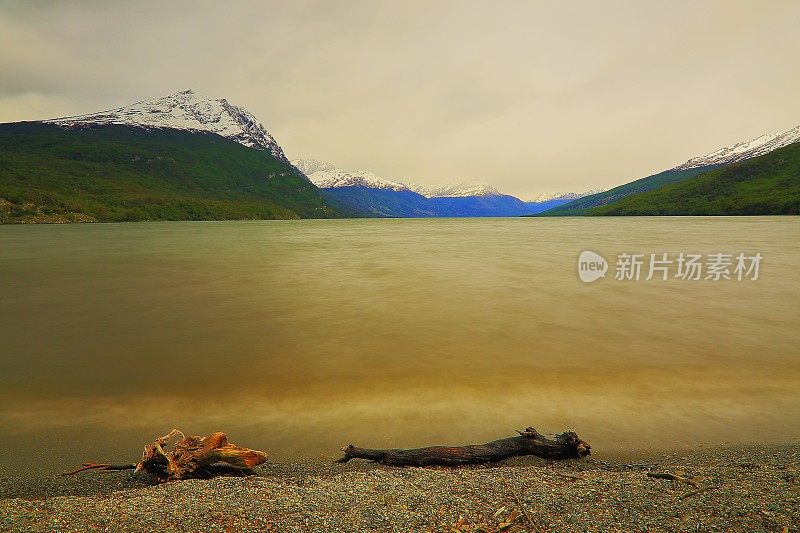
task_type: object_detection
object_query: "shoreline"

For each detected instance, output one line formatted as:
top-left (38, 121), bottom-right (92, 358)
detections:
top-left (2, 443), bottom-right (798, 532)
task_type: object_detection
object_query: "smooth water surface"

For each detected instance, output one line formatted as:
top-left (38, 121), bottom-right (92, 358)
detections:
top-left (1, 217), bottom-right (798, 474)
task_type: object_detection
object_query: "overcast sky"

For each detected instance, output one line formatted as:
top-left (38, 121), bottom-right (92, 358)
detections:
top-left (1, 0), bottom-right (799, 198)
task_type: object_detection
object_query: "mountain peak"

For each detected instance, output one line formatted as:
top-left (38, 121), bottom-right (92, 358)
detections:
top-left (528, 190), bottom-right (605, 203)
top-left (45, 91), bottom-right (288, 162)
top-left (292, 158), bottom-right (336, 176)
top-left (295, 160), bottom-right (521, 199)
top-left (673, 124), bottom-right (800, 171)
top-left (413, 180), bottom-right (501, 198)
top-left (292, 159), bottom-right (410, 191)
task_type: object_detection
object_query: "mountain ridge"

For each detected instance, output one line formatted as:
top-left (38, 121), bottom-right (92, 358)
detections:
top-left (292, 159), bottom-right (408, 192)
top-left (590, 142), bottom-right (800, 215)
top-left (412, 180), bottom-right (501, 198)
top-left (528, 190), bottom-right (605, 203)
top-left (292, 158), bottom-right (599, 217)
top-left (673, 124), bottom-right (800, 171)
top-left (292, 158), bottom-right (596, 202)
top-left (46, 89), bottom-right (289, 163)
top-left (540, 123), bottom-right (800, 216)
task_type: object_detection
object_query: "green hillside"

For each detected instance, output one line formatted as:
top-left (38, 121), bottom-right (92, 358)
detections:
top-left (0, 122), bottom-right (343, 223)
top-left (588, 142), bottom-right (800, 216)
top-left (537, 165), bottom-right (714, 216)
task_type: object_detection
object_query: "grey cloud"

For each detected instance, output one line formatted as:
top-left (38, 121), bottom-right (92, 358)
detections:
top-left (1, 0), bottom-right (799, 197)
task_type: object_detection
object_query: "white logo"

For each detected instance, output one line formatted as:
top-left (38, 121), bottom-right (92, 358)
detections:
top-left (578, 250), bottom-right (608, 283)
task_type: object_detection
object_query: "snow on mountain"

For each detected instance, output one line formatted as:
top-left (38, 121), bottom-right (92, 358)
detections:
top-left (527, 190), bottom-right (605, 203)
top-left (293, 159), bottom-right (607, 204)
top-left (294, 160), bottom-right (510, 197)
top-left (673, 124), bottom-right (800, 171)
top-left (292, 159), bottom-right (411, 191)
top-left (291, 158), bottom-right (336, 177)
top-left (413, 180), bottom-right (501, 198)
top-left (45, 90), bottom-right (289, 162)
top-left (292, 160), bottom-right (506, 197)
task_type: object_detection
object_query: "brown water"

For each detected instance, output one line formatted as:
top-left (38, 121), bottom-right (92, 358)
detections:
top-left (1, 217), bottom-right (798, 475)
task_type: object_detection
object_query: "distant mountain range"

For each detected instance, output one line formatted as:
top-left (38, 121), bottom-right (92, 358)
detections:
top-left (292, 159), bottom-right (598, 217)
top-left (0, 89), bottom-right (797, 222)
top-left (1, 90), bottom-right (598, 223)
top-left (540, 124), bottom-right (800, 216)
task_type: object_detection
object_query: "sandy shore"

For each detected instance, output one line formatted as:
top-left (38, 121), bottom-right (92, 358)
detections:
top-left (1, 444), bottom-right (798, 532)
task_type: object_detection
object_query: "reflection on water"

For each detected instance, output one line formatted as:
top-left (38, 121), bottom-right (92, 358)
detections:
top-left (1, 217), bottom-right (798, 475)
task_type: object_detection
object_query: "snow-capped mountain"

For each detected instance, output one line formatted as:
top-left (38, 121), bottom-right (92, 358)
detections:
top-left (528, 190), bottom-right (604, 203)
top-left (413, 180), bottom-right (501, 198)
top-left (291, 160), bottom-right (547, 216)
top-left (293, 160), bottom-right (507, 198)
top-left (46, 90), bottom-right (288, 162)
top-left (673, 124), bottom-right (800, 171)
top-left (292, 159), bottom-right (410, 191)
top-left (292, 159), bottom-right (609, 211)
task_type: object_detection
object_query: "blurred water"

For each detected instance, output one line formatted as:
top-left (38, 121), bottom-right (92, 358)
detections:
top-left (0, 217), bottom-right (798, 475)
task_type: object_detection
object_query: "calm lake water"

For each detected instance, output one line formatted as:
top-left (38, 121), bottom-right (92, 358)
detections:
top-left (1, 217), bottom-right (798, 475)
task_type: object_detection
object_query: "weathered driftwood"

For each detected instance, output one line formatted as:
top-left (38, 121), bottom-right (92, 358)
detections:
top-left (337, 427), bottom-right (590, 466)
top-left (646, 471), bottom-right (698, 487)
top-left (63, 429), bottom-right (268, 483)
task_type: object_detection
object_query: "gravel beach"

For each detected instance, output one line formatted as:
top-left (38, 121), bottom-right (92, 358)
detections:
top-left (1, 444), bottom-right (798, 532)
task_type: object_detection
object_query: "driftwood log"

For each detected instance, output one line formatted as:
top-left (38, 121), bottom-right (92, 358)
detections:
top-left (337, 427), bottom-right (590, 466)
top-left (64, 429), bottom-right (268, 483)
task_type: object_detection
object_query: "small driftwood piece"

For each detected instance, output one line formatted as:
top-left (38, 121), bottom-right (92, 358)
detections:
top-left (63, 429), bottom-right (268, 483)
top-left (507, 482), bottom-right (544, 533)
top-left (64, 462), bottom-right (137, 475)
top-left (337, 427), bottom-right (591, 466)
top-left (646, 471), bottom-right (698, 487)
